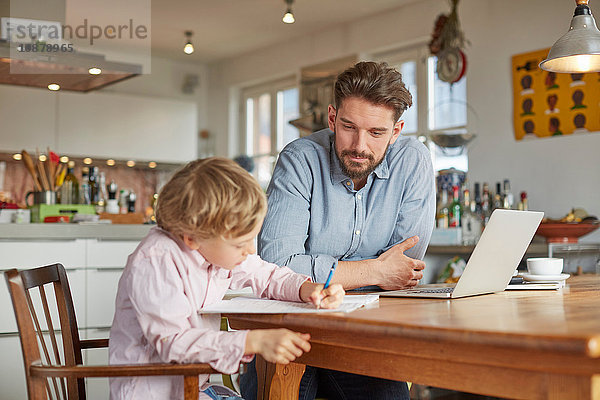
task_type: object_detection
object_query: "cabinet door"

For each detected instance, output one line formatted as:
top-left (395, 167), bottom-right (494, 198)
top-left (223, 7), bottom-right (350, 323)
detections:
top-left (0, 239), bottom-right (86, 269)
top-left (84, 328), bottom-right (111, 400)
top-left (58, 91), bottom-right (197, 162)
top-left (86, 240), bottom-right (139, 269)
top-left (0, 330), bottom-right (87, 400)
top-left (0, 85), bottom-right (56, 152)
top-left (86, 268), bottom-right (123, 328)
top-left (0, 335), bottom-right (28, 400)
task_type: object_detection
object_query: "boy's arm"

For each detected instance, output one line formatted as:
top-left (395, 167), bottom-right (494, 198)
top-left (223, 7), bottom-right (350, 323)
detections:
top-left (126, 254), bottom-right (251, 374)
top-left (229, 255), bottom-right (309, 301)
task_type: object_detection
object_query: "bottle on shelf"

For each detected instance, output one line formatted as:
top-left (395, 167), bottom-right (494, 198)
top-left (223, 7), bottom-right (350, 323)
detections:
top-left (502, 179), bottom-right (514, 209)
top-left (127, 191), bottom-right (137, 213)
top-left (80, 167), bottom-right (91, 205)
top-left (492, 182), bottom-right (503, 211)
top-left (59, 161), bottom-right (79, 205)
top-left (449, 185), bottom-right (462, 228)
top-left (436, 188), bottom-right (450, 228)
top-left (119, 189), bottom-right (129, 214)
top-left (95, 171), bottom-right (108, 213)
top-left (105, 180), bottom-right (119, 214)
top-left (473, 182), bottom-right (482, 216)
top-left (461, 189), bottom-right (483, 245)
top-left (89, 167), bottom-right (99, 205)
top-left (481, 183), bottom-right (492, 226)
top-left (518, 191), bottom-right (529, 211)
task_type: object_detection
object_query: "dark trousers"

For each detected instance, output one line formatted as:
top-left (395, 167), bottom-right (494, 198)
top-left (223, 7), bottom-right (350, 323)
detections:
top-left (240, 359), bottom-right (410, 400)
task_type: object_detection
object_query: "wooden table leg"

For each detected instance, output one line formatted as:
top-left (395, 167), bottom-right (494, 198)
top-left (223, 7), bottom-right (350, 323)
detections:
top-left (255, 355), bottom-right (305, 400)
top-left (269, 362), bottom-right (305, 400)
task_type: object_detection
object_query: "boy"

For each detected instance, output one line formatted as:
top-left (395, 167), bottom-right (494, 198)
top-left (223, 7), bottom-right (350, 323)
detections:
top-left (109, 157), bottom-right (344, 400)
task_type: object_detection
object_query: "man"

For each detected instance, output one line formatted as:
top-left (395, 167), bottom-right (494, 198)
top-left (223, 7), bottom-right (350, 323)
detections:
top-left (241, 61), bottom-right (435, 399)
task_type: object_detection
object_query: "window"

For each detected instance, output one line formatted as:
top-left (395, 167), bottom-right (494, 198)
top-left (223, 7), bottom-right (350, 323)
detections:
top-left (371, 45), bottom-right (468, 173)
top-left (241, 78), bottom-right (299, 188)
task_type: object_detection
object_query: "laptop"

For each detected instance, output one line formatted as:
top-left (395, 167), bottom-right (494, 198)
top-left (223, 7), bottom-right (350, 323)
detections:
top-left (380, 209), bottom-right (544, 299)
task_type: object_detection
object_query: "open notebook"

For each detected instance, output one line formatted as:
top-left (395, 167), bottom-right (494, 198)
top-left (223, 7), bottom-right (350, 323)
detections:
top-left (198, 294), bottom-right (379, 314)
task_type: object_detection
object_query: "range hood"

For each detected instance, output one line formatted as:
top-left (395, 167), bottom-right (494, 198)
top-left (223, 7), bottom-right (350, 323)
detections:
top-left (0, 41), bottom-right (142, 92)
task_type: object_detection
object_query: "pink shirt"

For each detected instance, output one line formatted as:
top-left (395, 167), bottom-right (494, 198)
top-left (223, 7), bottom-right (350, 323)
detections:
top-left (109, 227), bottom-right (309, 400)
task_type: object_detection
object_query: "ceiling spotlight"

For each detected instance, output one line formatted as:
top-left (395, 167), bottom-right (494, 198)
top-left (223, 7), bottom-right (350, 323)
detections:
top-left (12, 153), bottom-right (22, 160)
top-left (88, 67), bottom-right (102, 75)
top-left (126, 160), bottom-right (136, 167)
top-left (148, 161), bottom-right (157, 169)
top-left (48, 83), bottom-right (60, 91)
top-left (60, 156), bottom-right (69, 163)
top-left (83, 157), bottom-right (93, 165)
top-left (106, 159), bottom-right (116, 166)
top-left (183, 31), bottom-right (194, 54)
top-left (38, 154), bottom-right (47, 162)
top-left (282, 0), bottom-right (295, 23)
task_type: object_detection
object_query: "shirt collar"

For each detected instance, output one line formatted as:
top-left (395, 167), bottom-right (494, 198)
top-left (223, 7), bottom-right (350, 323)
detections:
top-left (328, 132), bottom-right (391, 186)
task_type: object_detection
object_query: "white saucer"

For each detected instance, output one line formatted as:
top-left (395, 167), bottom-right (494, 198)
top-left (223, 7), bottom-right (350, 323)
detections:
top-left (521, 273), bottom-right (570, 282)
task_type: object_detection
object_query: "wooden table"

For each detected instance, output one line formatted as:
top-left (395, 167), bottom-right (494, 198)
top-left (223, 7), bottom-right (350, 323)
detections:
top-left (227, 275), bottom-right (600, 400)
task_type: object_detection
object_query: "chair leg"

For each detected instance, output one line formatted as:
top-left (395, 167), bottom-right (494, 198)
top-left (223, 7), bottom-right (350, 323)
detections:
top-left (183, 375), bottom-right (200, 400)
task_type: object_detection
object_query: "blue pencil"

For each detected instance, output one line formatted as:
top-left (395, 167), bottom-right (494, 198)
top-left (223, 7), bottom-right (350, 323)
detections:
top-left (323, 264), bottom-right (336, 289)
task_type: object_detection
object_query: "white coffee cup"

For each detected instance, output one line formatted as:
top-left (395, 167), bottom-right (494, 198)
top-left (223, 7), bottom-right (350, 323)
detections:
top-left (527, 258), bottom-right (563, 275)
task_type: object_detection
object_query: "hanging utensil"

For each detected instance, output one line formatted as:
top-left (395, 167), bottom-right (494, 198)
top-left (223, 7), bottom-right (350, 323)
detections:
top-left (21, 150), bottom-right (42, 191)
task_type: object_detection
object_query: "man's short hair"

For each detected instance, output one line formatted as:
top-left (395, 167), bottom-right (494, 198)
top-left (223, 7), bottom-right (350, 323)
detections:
top-left (334, 61), bottom-right (413, 123)
top-left (156, 157), bottom-right (266, 240)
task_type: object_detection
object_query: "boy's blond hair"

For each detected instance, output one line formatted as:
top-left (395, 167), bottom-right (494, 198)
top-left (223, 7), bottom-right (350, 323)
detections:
top-left (156, 157), bottom-right (266, 240)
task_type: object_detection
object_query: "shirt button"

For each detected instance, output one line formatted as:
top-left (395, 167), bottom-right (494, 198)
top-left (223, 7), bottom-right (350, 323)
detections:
top-left (346, 181), bottom-right (351, 186)
top-left (357, 194), bottom-right (362, 200)
top-left (355, 230), bottom-right (361, 235)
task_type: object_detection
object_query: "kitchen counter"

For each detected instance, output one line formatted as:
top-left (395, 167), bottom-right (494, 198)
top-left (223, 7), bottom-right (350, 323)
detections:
top-left (426, 242), bottom-right (549, 256)
top-left (0, 223), bottom-right (153, 240)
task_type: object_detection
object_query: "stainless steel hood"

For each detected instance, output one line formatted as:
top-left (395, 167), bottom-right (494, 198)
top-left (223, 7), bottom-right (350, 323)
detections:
top-left (0, 41), bottom-right (142, 92)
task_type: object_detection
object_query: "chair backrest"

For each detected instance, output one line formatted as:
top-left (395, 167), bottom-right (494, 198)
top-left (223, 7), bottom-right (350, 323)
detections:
top-left (5, 264), bottom-right (86, 400)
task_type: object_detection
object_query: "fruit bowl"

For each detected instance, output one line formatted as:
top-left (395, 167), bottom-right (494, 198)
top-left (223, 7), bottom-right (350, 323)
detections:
top-left (535, 222), bottom-right (599, 243)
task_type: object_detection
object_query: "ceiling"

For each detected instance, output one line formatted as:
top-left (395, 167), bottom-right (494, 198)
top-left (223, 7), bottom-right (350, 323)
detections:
top-left (148, 0), bottom-right (416, 63)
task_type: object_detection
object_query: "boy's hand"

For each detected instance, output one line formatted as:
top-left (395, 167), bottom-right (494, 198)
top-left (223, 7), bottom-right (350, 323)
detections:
top-left (245, 329), bottom-right (311, 364)
top-left (299, 281), bottom-right (345, 309)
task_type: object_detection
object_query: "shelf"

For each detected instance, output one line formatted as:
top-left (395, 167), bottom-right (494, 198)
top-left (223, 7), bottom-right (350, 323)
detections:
top-left (426, 243), bottom-right (548, 256)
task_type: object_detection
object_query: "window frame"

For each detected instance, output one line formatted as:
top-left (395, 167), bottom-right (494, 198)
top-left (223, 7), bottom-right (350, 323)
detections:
top-left (240, 76), bottom-right (298, 159)
top-left (369, 43), bottom-right (468, 172)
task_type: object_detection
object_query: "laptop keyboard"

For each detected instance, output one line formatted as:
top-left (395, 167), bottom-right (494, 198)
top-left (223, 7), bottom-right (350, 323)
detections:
top-left (412, 287), bottom-right (454, 294)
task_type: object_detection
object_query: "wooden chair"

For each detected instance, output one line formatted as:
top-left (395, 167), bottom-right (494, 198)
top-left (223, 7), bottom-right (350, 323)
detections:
top-left (4, 263), bottom-right (220, 400)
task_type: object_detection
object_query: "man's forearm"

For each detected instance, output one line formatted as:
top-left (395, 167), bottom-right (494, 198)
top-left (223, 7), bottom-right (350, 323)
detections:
top-left (333, 259), bottom-right (381, 290)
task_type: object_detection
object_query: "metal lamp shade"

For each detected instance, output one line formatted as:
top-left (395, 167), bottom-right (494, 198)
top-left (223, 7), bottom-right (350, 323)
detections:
top-left (540, 13), bottom-right (600, 72)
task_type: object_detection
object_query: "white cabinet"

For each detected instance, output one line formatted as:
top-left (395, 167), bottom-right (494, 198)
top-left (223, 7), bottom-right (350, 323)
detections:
top-left (0, 85), bottom-right (56, 152)
top-left (84, 328), bottom-right (112, 400)
top-left (86, 240), bottom-right (138, 268)
top-left (0, 239), bottom-right (86, 269)
top-left (57, 91), bottom-right (197, 162)
top-left (86, 268), bottom-right (123, 328)
top-left (0, 336), bottom-right (28, 400)
top-left (0, 85), bottom-right (198, 162)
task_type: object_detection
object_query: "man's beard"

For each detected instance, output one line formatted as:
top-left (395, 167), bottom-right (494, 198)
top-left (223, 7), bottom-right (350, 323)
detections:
top-left (335, 132), bottom-right (389, 181)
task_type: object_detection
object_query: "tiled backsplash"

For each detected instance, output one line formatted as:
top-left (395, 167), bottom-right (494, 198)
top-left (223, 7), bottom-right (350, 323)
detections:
top-left (1, 158), bottom-right (177, 213)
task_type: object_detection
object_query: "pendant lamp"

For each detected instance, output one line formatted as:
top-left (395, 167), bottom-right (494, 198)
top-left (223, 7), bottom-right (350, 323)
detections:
top-left (540, 0), bottom-right (600, 73)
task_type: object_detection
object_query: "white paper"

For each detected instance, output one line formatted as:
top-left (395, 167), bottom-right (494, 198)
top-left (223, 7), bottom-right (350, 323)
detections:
top-left (199, 294), bottom-right (379, 314)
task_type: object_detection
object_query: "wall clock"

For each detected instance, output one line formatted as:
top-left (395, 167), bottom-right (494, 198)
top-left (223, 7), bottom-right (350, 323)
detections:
top-left (437, 47), bottom-right (467, 83)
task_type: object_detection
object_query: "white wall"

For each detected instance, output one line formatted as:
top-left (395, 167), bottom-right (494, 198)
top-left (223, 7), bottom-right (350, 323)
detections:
top-left (208, 0), bottom-right (600, 242)
top-left (105, 55), bottom-right (209, 133)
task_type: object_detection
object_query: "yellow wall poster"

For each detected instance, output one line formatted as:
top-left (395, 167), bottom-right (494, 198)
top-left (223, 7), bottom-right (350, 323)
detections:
top-left (512, 48), bottom-right (600, 141)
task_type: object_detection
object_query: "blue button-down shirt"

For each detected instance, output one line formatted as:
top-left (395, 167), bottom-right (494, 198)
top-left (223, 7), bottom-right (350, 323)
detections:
top-left (259, 128), bottom-right (436, 286)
